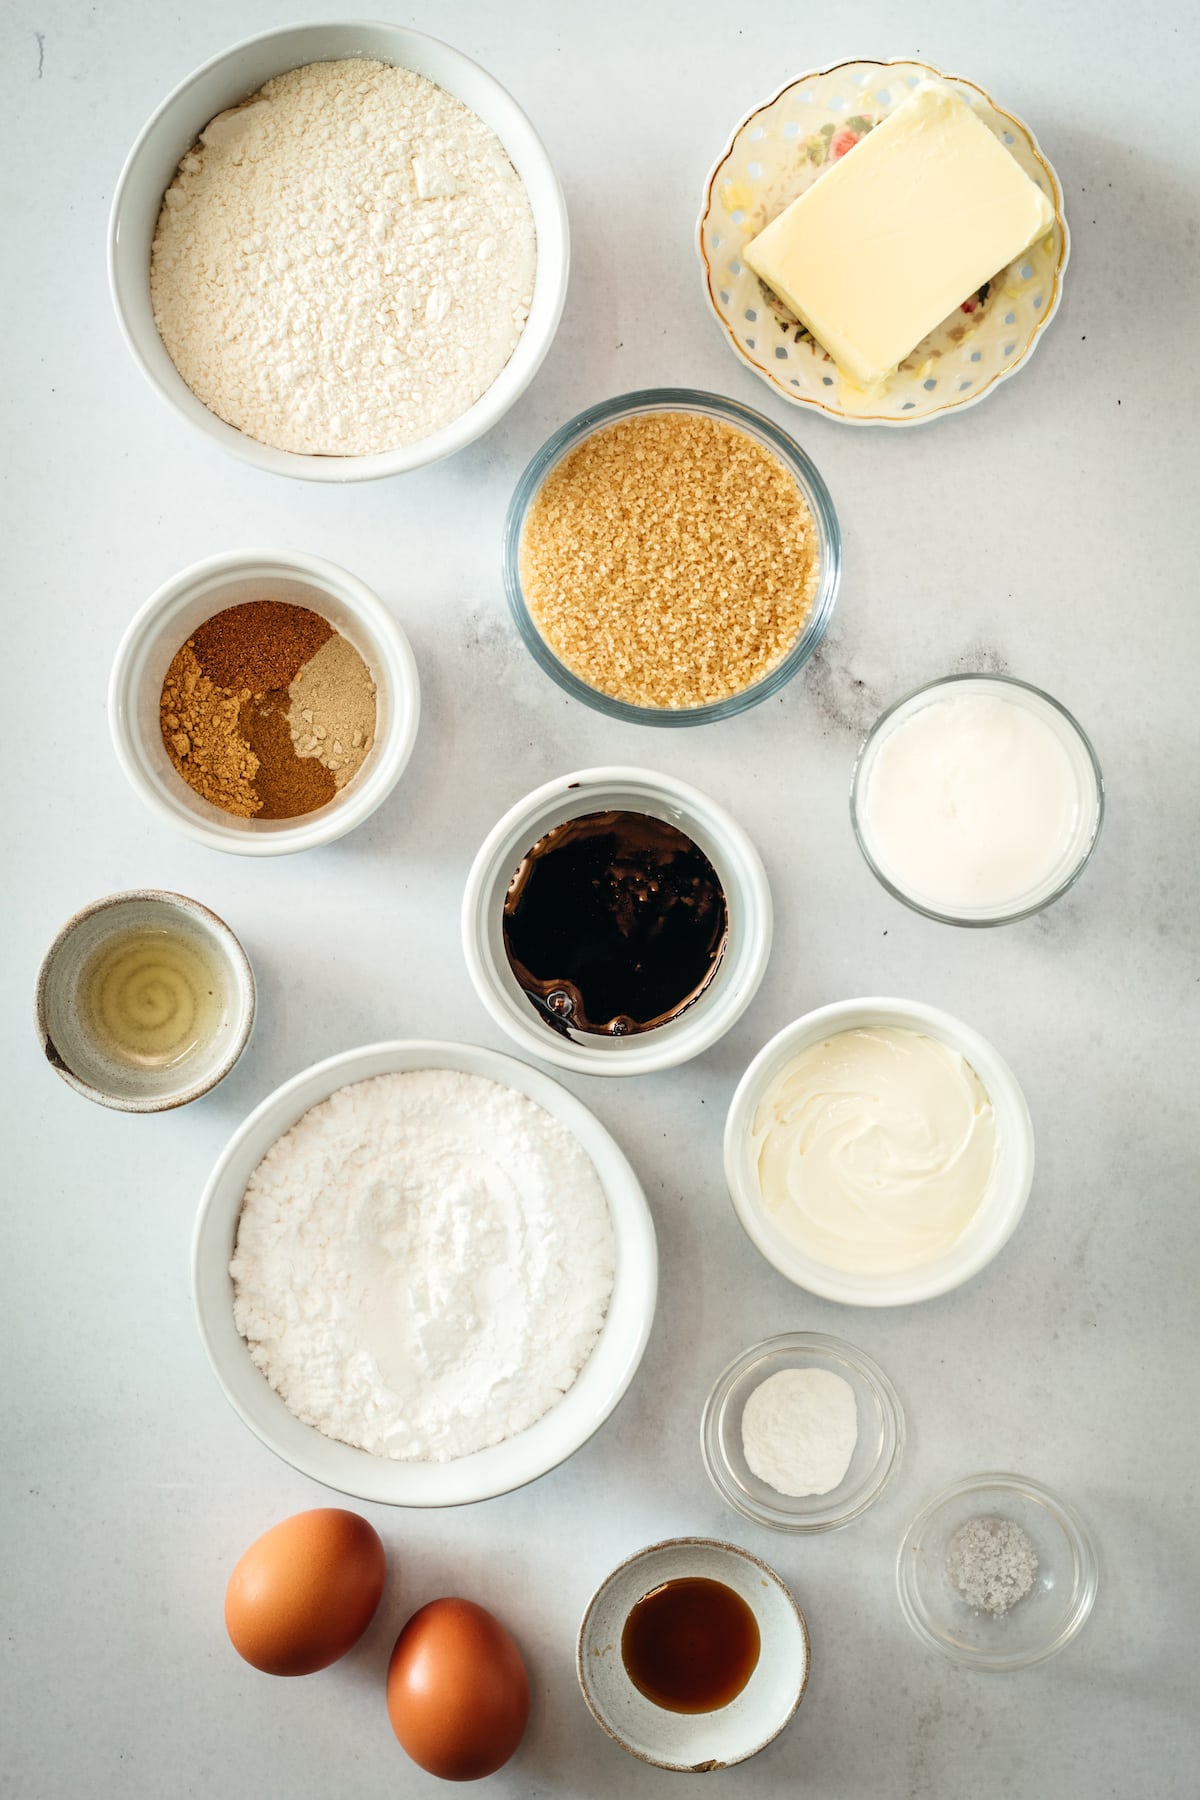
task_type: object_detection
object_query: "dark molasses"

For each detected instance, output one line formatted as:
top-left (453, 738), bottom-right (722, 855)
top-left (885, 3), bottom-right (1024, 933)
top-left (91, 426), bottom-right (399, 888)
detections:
top-left (621, 1576), bottom-right (761, 1714)
top-left (502, 810), bottom-right (728, 1038)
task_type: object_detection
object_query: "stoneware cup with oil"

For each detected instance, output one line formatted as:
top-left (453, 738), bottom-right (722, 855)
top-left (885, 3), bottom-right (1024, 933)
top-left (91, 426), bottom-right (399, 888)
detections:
top-left (35, 890), bottom-right (255, 1112)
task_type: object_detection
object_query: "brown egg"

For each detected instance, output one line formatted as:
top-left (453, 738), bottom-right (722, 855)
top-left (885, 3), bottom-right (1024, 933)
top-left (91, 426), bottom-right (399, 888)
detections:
top-left (224, 1508), bottom-right (386, 1676)
top-left (386, 1597), bottom-right (530, 1781)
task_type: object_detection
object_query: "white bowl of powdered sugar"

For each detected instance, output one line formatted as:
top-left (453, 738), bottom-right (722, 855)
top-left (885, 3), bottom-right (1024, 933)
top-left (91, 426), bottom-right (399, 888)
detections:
top-left (109, 23), bottom-right (568, 480)
top-left (192, 1039), bottom-right (657, 1506)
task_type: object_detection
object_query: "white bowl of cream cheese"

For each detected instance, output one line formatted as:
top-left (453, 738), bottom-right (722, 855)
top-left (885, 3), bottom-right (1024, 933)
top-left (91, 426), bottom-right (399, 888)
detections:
top-left (724, 1000), bottom-right (1034, 1306)
top-left (193, 1039), bottom-right (657, 1504)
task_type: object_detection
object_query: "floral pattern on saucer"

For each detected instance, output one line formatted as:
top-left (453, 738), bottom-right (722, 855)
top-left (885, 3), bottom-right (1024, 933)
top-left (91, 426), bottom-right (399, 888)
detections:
top-left (697, 60), bottom-right (1070, 427)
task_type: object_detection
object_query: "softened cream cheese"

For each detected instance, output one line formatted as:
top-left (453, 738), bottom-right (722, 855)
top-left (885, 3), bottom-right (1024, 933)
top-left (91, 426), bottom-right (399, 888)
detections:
top-left (752, 1027), bottom-right (998, 1275)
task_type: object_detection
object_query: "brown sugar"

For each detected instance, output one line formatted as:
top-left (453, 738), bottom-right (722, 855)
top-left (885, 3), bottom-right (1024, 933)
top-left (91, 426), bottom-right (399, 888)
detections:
top-left (519, 411), bottom-right (821, 710)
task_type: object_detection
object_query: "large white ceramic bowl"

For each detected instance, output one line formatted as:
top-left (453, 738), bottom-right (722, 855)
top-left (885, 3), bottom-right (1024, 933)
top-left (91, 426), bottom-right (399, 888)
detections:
top-left (192, 1040), bottom-right (658, 1505)
top-left (108, 549), bottom-right (420, 856)
top-left (462, 768), bottom-right (773, 1077)
top-left (108, 21), bottom-right (569, 481)
top-left (724, 999), bottom-right (1035, 1306)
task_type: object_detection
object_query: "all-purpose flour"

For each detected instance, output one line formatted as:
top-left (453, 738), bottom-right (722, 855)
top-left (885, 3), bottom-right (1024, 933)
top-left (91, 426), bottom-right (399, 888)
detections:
top-left (151, 58), bottom-right (536, 455)
top-left (230, 1070), bottom-right (615, 1461)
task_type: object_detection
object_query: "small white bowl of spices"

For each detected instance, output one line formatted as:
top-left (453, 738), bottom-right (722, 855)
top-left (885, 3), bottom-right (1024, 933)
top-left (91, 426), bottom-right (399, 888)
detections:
top-left (108, 22), bottom-right (568, 481)
top-left (108, 549), bottom-right (419, 856)
top-left (35, 889), bottom-right (255, 1112)
top-left (897, 1473), bottom-right (1099, 1670)
top-left (461, 767), bottom-right (773, 1077)
top-left (504, 389), bottom-right (840, 723)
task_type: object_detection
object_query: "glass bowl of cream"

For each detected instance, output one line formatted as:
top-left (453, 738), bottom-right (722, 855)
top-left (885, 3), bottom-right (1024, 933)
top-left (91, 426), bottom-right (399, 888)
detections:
top-left (723, 999), bottom-right (1035, 1306)
top-left (850, 674), bottom-right (1104, 926)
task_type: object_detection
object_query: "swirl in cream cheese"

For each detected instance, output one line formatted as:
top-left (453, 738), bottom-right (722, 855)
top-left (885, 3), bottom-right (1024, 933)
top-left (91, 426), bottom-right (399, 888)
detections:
top-left (752, 1027), bottom-right (999, 1275)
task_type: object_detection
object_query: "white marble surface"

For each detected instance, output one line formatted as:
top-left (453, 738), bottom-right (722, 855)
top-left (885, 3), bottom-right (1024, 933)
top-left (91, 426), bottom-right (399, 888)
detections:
top-left (4, 3), bottom-right (1198, 1795)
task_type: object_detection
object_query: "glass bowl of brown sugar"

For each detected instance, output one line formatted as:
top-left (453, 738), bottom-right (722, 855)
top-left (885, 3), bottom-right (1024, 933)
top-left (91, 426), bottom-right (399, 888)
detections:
top-left (503, 389), bottom-right (841, 726)
top-left (109, 550), bottom-right (420, 855)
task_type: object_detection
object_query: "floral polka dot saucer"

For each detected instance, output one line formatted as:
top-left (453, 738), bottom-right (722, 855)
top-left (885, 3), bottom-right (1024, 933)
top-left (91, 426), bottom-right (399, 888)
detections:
top-left (697, 59), bottom-right (1070, 426)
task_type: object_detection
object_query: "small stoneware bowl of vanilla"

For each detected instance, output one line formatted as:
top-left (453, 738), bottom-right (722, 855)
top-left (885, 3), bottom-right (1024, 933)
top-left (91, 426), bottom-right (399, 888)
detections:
top-left (35, 890), bottom-right (255, 1112)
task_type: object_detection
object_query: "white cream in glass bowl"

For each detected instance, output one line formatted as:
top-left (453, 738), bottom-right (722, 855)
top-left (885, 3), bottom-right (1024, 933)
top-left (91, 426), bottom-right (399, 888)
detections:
top-left (851, 674), bottom-right (1103, 925)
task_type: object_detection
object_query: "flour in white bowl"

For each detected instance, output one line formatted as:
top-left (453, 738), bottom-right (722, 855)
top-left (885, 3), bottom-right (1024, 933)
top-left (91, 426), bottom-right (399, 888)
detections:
top-left (151, 58), bottom-right (537, 455)
top-left (230, 1069), bottom-right (615, 1461)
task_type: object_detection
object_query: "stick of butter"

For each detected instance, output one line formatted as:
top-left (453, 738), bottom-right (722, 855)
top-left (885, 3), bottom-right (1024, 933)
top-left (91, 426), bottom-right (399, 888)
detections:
top-left (744, 82), bottom-right (1054, 389)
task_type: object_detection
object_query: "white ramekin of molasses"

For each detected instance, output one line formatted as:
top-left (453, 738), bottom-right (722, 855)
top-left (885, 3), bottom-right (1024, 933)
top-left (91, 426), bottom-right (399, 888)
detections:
top-left (461, 766), bottom-right (773, 1077)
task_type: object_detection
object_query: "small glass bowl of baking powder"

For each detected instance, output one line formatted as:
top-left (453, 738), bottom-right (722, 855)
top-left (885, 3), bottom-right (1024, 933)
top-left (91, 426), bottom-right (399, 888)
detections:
top-left (897, 1473), bottom-right (1099, 1670)
top-left (701, 1332), bottom-right (904, 1533)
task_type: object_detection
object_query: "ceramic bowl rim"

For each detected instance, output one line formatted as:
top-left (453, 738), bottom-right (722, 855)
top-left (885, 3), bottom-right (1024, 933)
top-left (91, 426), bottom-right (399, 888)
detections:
top-left (107, 547), bottom-right (420, 856)
top-left (700, 1330), bottom-right (906, 1532)
top-left (575, 1534), bottom-right (810, 1771)
top-left (106, 19), bottom-right (570, 482)
top-left (502, 386), bottom-right (841, 725)
top-left (723, 997), bottom-right (1035, 1305)
top-left (33, 888), bottom-right (256, 1112)
top-left (191, 1037), bottom-right (658, 1505)
top-left (460, 765), bottom-right (773, 1076)
top-left (895, 1471), bottom-right (1100, 1670)
top-left (849, 672), bottom-right (1105, 926)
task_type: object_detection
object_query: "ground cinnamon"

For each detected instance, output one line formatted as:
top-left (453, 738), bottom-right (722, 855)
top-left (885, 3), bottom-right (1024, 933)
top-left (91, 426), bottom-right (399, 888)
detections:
top-left (159, 600), bottom-right (360, 821)
top-left (191, 600), bottom-right (331, 690)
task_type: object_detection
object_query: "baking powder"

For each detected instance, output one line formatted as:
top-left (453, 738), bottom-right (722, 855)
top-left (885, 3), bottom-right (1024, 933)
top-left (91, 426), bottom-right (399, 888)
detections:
top-left (230, 1070), bottom-right (615, 1461)
top-left (741, 1367), bottom-right (859, 1497)
top-left (151, 59), bottom-right (536, 455)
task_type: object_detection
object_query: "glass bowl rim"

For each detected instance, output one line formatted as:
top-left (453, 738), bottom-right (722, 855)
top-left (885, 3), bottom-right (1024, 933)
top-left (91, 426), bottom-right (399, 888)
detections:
top-left (700, 1329), bottom-right (905, 1533)
top-left (502, 386), bottom-right (841, 727)
top-left (895, 1470), bottom-right (1100, 1670)
top-left (849, 672), bottom-right (1105, 927)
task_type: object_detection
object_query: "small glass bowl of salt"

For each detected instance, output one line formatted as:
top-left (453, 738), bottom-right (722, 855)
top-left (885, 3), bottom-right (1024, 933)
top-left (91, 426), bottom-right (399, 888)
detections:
top-left (701, 1332), bottom-right (905, 1533)
top-left (896, 1473), bottom-right (1099, 1670)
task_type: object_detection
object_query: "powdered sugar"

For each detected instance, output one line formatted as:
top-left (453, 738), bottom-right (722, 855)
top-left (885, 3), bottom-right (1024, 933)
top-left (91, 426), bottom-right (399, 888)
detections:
top-left (151, 58), bottom-right (536, 455)
top-left (230, 1069), bottom-right (615, 1461)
